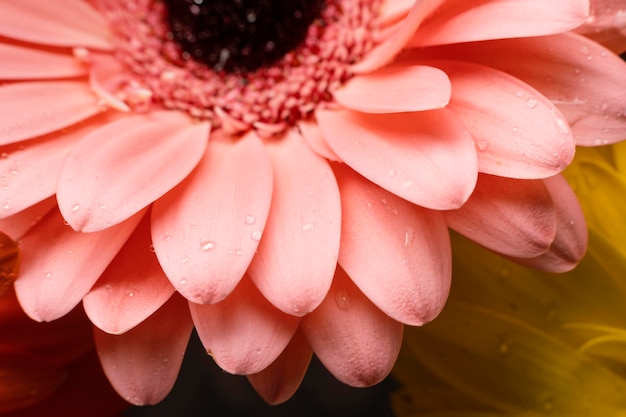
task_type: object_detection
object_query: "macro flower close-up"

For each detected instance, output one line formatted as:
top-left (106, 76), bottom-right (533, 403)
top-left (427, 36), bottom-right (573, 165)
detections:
top-left (1, 0), bottom-right (625, 409)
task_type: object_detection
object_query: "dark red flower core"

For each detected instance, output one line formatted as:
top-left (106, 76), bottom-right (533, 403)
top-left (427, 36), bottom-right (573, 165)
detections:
top-left (163, 0), bottom-right (326, 74)
top-left (92, 0), bottom-right (380, 135)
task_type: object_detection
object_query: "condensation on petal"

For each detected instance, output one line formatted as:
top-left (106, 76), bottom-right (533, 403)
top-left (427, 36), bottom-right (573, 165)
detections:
top-left (151, 131), bottom-right (272, 305)
top-left (317, 107), bottom-right (477, 210)
top-left (83, 214), bottom-right (175, 335)
top-left (14, 208), bottom-right (143, 322)
top-left (248, 130), bottom-right (341, 316)
top-left (57, 111), bottom-right (209, 232)
top-left (335, 164), bottom-right (451, 326)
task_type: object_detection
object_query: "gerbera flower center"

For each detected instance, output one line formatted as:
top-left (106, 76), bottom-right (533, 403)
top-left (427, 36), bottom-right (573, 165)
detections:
top-left (91, 0), bottom-right (380, 135)
top-left (163, 0), bottom-right (325, 74)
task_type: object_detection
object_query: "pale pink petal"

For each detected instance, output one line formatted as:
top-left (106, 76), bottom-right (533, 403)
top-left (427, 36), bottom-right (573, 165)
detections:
top-left (507, 174), bottom-right (588, 272)
top-left (0, 81), bottom-right (102, 146)
top-left (0, 0), bottom-right (112, 50)
top-left (247, 329), bottom-right (312, 405)
top-left (377, 0), bottom-right (415, 27)
top-left (297, 119), bottom-right (341, 162)
top-left (352, 0), bottom-right (443, 73)
top-left (417, 33), bottom-right (626, 146)
top-left (151, 131), bottom-right (272, 304)
top-left (445, 174), bottom-right (557, 258)
top-left (409, 0), bottom-right (589, 48)
top-left (189, 277), bottom-right (300, 375)
top-left (0, 42), bottom-right (86, 80)
top-left (248, 130), bottom-right (341, 316)
top-left (316, 107), bottom-right (477, 210)
top-left (437, 60), bottom-right (575, 178)
top-left (94, 294), bottom-right (193, 406)
top-left (13, 208), bottom-right (143, 322)
top-left (0, 197), bottom-right (56, 240)
top-left (334, 164), bottom-right (451, 326)
top-left (577, 0), bottom-right (626, 53)
top-left (301, 267), bottom-right (403, 387)
top-left (0, 113), bottom-right (118, 217)
top-left (83, 213), bottom-right (175, 335)
top-left (57, 111), bottom-right (209, 232)
top-left (333, 64), bottom-right (451, 113)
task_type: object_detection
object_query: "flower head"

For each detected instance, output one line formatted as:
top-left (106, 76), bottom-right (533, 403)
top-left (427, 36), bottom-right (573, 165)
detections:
top-left (0, 0), bottom-right (625, 406)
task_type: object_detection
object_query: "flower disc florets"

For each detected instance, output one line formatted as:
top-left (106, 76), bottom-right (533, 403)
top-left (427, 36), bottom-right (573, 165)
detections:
top-left (92, 0), bottom-right (381, 135)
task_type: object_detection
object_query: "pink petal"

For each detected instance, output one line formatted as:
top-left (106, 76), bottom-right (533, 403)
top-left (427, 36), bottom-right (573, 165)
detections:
top-left (297, 119), bottom-right (341, 162)
top-left (445, 174), bottom-right (557, 258)
top-left (334, 164), bottom-right (451, 326)
top-left (418, 33), bottom-right (626, 146)
top-left (352, 0), bottom-right (443, 73)
top-left (408, 0), bottom-right (589, 48)
top-left (57, 111), bottom-right (209, 232)
top-left (13, 208), bottom-right (142, 322)
top-left (507, 174), bottom-right (588, 272)
top-left (0, 42), bottom-right (86, 80)
top-left (576, 0), bottom-right (626, 53)
top-left (151, 131), bottom-right (273, 304)
top-left (377, 0), bottom-right (415, 27)
top-left (89, 54), bottom-right (132, 112)
top-left (0, 0), bottom-right (112, 50)
top-left (0, 197), bottom-right (56, 240)
top-left (0, 113), bottom-right (118, 217)
top-left (438, 60), bottom-right (575, 178)
top-left (94, 294), bottom-right (193, 406)
top-left (247, 329), bottom-right (312, 405)
top-left (83, 213), bottom-right (175, 335)
top-left (0, 81), bottom-right (102, 146)
top-left (301, 267), bottom-right (403, 387)
top-left (316, 107), bottom-right (477, 210)
top-left (189, 276), bottom-right (300, 375)
top-left (248, 130), bottom-right (341, 316)
top-left (333, 64), bottom-right (451, 113)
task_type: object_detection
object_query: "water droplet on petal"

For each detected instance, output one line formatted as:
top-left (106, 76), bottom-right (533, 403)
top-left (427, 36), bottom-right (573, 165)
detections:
top-left (71, 203), bottom-right (80, 213)
top-left (335, 289), bottom-right (351, 310)
top-left (302, 223), bottom-right (314, 231)
top-left (244, 215), bottom-right (255, 225)
top-left (388, 169), bottom-right (396, 177)
top-left (476, 140), bottom-right (489, 151)
top-left (526, 97), bottom-right (538, 108)
top-left (181, 255), bottom-right (189, 263)
top-left (251, 230), bottom-right (262, 241)
top-left (199, 237), bottom-right (214, 251)
top-left (180, 278), bottom-right (187, 285)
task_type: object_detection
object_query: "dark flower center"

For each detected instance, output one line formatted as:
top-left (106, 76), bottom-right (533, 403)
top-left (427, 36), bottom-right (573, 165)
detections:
top-left (163, 0), bottom-right (326, 74)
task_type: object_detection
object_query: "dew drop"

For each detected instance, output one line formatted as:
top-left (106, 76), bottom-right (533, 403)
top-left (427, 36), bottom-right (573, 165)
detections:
top-left (181, 255), bottom-right (189, 263)
top-left (404, 228), bottom-right (415, 247)
top-left (251, 230), bottom-right (262, 241)
top-left (71, 203), bottom-right (80, 213)
top-left (476, 140), bottom-right (489, 151)
top-left (235, 249), bottom-right (244, 255)
top-left (293, 304), bottom-right (302, 314)
top-left (335, 289), bottom-right (351, 310)
top-left (199, 238), bottom-right (215, 251)
top-left (388, 169), bottom-right (396, 177)
top-left (180, 278), bottom-right (187, 285)
top-left (163, 233), bottom-right (172, 241)
top-left (380, 198), bottom-right (388, 205)
top-left (244, 215), bottom-right (255, 225)
top-left (526, 97), bottom-right (538, 108)
top-left (302, 223), bottom-right (314, 231)
top-left (44, 271), bottom-right (52, 279)
top-left (8, 167), bottom-right (19, 176)
top-left (127, 291), bottom-right (134, 297)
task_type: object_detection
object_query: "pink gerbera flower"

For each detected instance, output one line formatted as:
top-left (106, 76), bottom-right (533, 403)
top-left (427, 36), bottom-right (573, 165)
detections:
top-left (1, 0), bottom-right (625, 406)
